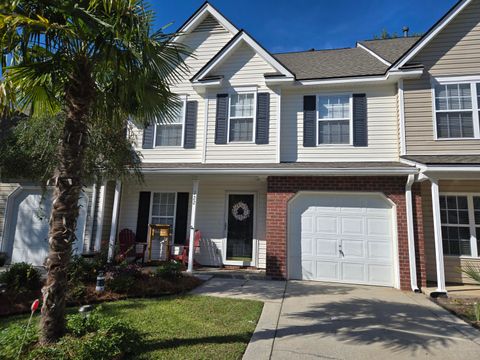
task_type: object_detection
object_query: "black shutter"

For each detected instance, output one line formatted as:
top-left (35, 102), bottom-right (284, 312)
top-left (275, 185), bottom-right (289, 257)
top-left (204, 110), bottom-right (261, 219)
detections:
top-left (303, 95), bottom-right (316, 147)
top-left (353, 93), bottom-right (368, 147)
top-left (255, 92), bottom-right (270, 144)
top-left (174, 192), bottom-right (189, 245)
top-left (142, 123), bottom-right (155, 149)
top-left (135, 192), bottom-right (151, 243)
top-left (215, 94), bottom-right (229, 144)
top-left (184, 101), bottom-right (198, 149)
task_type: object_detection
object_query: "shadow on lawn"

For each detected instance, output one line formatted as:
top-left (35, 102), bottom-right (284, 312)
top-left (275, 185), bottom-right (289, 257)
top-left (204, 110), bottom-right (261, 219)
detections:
top-left (140, 332), bottom-right (252, 353)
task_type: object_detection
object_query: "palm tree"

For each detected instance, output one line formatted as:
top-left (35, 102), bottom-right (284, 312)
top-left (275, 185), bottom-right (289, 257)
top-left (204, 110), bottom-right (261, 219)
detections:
top-left (0, 0), bottom-right (187, 343)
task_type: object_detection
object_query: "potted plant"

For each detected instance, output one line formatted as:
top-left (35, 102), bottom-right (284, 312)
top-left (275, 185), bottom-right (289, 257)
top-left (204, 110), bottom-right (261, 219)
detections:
top-left (0, 252), bottom-right (7, 267)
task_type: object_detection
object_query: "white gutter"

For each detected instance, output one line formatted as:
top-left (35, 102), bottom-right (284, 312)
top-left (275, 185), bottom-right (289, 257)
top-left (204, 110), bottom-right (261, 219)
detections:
top-left (405, 174), bottom-right (420, 292)
top-left (140, 167), bottom-right (417, 176)
top-left (107, 180), bottom-right (122, 263)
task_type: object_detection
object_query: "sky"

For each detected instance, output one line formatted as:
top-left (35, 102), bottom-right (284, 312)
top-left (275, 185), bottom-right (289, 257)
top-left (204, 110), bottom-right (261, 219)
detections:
top-left (149, 0), bottom-right (458, 53)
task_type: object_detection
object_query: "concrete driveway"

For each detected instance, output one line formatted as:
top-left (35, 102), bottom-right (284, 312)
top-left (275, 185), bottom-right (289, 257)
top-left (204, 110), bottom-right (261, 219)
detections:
top-left (191, 278), bottom-right (480, 359)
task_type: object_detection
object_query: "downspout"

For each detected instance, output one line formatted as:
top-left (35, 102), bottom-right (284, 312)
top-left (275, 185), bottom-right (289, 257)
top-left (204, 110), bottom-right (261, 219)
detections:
top-left (405, 174), bottom-right (420, 292)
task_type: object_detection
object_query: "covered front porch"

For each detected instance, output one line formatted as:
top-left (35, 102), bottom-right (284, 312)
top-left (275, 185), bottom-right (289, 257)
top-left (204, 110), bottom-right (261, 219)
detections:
top-left (109, 173), bottom-right (268, 271)
top-left (418, 167), bottom-right (480, 295)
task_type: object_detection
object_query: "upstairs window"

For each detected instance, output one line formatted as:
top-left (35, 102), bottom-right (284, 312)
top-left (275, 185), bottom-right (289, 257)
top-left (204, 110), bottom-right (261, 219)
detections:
top-left (155, 100), bottom-right (185, 146)
top-left (317, 95), bottom-right (352, 145)
top-left (229, 93), bottom-right (255, 142)
top-left (433, 79), bottom-right (480, 139)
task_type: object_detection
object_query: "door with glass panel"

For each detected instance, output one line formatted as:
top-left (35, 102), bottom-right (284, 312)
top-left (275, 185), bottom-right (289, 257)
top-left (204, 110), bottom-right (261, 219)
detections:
top-left (225, 194), bottom-right (255, 264)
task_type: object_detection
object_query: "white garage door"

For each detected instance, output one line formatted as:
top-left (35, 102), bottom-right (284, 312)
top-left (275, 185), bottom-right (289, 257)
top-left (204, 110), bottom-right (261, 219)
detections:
top-left (9, 189), bottom-right (88, 266)
top-left (288, 193), bottom-right (395, 287)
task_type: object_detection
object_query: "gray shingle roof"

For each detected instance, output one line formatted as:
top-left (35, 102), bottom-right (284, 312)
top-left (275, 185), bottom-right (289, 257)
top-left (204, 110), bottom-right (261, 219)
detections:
top-left (274, 47), bottom-right (389, 80)
top-left (403, 155), bottom-right (480, 165)
top-left (359, 37), bottom-right (421, 64)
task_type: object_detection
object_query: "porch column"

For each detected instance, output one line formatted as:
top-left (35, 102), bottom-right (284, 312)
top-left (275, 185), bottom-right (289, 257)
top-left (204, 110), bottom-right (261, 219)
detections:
top-left (430, 178), bottom-right (447, 294)
top-left (94, 182), bottom-right (107, 252)
top-left (107, 180), bottom-right (122, 263)
top-left (187, 179), bottom-right (200, 273)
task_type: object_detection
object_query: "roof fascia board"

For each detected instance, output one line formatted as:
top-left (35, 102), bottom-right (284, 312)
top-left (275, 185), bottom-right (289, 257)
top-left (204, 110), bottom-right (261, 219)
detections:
top-left (392, 0), bottom-right (471, 70)
top-left (298, 68), bottom-right (423, 86)
top-left (192, 31), bottom-right (295, 82)
top-left (140, 167), bottom-right (417, 176)
top-left (357, 43), bottom-right (392, 66)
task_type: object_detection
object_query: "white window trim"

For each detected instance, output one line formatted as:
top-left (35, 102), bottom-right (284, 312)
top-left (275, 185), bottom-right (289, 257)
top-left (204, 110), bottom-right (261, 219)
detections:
top-left (154, 96), bottom-right (187, 148)
top-left (149, 192), bottom-right (178, 242)
top-left (439, 192), bottom-right (480, 258)
top-left (431, 77), bottom-right (480, 141)
top-left (316, 93), bottom-right (354, 146)
top-left (227, 90), bottom-right (257, 144)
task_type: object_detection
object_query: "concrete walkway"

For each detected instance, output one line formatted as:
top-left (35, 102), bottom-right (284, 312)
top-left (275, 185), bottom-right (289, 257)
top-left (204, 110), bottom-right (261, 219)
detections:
top-left (191, 278), bottom-right (480, 360)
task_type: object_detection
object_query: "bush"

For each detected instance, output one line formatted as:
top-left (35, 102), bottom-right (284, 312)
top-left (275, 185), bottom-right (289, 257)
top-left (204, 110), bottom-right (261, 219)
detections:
top-left (1, 308), bottom-right (142, 360)
top-left (461, 262), bottom-right (480, 284)
top-left (155, 260), bottom-right (183, 280)
top-left (105, 263), bottom-right (143, 293)
top-left (0, 262), bottom-right (41, 293)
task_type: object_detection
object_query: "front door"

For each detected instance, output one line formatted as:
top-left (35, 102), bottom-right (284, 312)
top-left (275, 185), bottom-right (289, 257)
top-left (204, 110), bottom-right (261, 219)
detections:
top-left (226, 194), bottom-right (255, 264)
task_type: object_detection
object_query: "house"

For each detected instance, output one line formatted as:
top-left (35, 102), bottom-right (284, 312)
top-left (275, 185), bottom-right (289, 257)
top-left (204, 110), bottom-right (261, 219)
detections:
top-left (0, 1), bottom-right (479, 295)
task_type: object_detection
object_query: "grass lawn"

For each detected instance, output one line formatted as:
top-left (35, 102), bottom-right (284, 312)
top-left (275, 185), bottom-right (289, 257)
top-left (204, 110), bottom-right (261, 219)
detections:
top-left (1, 295), bottom-right (264, 360)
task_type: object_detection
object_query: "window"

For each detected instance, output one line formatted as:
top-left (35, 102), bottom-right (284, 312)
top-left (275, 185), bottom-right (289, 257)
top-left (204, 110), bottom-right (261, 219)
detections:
top-left (433, 79), bottom-right (480, 139)
top-left (439, 194), bottom-right (480, 257)
top-left (317, 95), bottom-right (351, 145)
top-left (155, 100), bottom-right (185, 146)
top-left (229, 93), bottom-right (255, 142)
top-left (150, 193), bottom-right (176, 235)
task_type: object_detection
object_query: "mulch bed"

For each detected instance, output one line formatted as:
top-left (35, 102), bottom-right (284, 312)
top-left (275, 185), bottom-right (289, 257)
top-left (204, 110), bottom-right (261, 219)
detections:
top-left (433, 296), bottom-right (480, 330)
top-left (0, 275), bottom-right (202, 317)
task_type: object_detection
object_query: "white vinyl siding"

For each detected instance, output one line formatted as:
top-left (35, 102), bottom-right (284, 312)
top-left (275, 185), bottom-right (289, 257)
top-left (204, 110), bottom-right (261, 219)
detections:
top-left (134, 16), bottom-right (234, 163)
top-left (403, 0), bottom-right (480, 154)
top-left (205, 42), bottom-right (278, 163)
top-left (117, 175), bottom-right (267, 269)
top-left (281, 84), bottom-right (399, 162)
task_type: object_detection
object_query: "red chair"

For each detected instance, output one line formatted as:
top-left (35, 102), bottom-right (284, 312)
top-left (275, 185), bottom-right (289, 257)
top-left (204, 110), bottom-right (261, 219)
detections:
top-left (118, 229), bottom-right (147, 264)
top-left (175, 230), bottom-right (201, 267)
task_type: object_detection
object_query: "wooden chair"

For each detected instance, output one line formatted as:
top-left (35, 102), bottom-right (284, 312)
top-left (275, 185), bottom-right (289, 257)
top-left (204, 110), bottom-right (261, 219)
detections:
top-left (118, 229), bottom-right (147, 264)
top-left (175, 230), bottom-right (201, 267)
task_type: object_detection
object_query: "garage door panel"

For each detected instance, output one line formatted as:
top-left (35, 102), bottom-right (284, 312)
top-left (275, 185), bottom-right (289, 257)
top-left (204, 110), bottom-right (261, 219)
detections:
top-left (368, 242), bottom-right (392, 260)
top-left (342, 262), bottom-right (366, 282)
top-left (315, 238), bottom-right (337, 257)
top-left (315, 216), bottom-right (337, 234)
top-left (315, 261), bottom-right (339, 281)
top-left (368, 264), bottom-right (393, 284)
top-left (342, 239), bottom-right (364, 258)
top-left (289, 192), bottom-right (395, 287)
top-left (341, 216), bottom-right (364, 235)
top-left (367, 218), bottom-right (391, 237)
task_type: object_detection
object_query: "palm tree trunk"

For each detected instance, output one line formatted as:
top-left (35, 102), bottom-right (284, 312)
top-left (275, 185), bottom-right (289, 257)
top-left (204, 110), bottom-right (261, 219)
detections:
top-left (40, 59), bottom-right (94, 344)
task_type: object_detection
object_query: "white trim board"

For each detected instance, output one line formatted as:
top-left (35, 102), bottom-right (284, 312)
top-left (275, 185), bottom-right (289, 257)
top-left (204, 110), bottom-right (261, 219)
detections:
top-left (357, 43), bottom-right (392, 66)
top-left (192, 31), bottom-right (295, 83)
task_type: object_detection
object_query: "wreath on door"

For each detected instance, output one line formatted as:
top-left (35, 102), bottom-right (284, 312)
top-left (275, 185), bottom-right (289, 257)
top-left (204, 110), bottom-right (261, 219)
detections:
top-left (231, 201), bottom-right (250, 221)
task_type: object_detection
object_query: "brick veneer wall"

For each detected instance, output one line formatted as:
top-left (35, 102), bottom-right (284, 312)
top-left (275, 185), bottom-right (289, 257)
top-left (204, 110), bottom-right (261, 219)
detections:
top-left (266, 176), bottom-right (425, 291)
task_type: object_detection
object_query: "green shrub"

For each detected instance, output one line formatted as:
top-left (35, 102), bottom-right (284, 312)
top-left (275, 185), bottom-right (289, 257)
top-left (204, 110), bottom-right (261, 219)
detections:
top-left (1, 308), bottom-right (142, 360)
top-left (155, 260), bottom-right (183, 280)
top-left (0, 262), bottom-right (41, 293)
top-left (105, 263), bottom-right (142, 293)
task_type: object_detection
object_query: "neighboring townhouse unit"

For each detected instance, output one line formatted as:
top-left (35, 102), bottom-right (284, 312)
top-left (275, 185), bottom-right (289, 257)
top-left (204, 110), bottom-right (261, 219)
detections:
top-left (1, 1), bottom-right (478, 296)
top-left (397, 0), bottom-right (480, 291)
